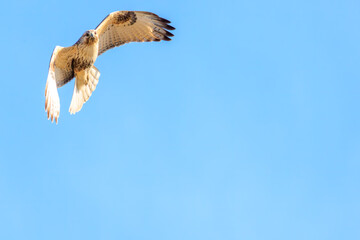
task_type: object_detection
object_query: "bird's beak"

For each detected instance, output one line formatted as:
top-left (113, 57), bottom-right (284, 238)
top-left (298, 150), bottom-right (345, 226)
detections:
top-left (90, 32), bottom-right (95, 38)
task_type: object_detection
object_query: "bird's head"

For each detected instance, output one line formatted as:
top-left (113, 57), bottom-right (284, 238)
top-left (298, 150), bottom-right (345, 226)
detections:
top-left (78, 30), bottom-right (98, 45)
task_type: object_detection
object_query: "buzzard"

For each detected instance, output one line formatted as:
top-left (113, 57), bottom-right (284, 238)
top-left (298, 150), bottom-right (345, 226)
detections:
top-left (45, 11), bottom-right (175, 123)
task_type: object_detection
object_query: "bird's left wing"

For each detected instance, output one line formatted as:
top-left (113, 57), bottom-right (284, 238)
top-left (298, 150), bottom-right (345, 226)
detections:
top-left (45, 46), bottom-right (76, 123)
top-left (95, 11), bottom-right (175, 56)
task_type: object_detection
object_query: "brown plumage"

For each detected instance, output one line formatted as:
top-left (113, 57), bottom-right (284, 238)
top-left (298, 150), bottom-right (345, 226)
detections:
top-left (45, 11), bottom-right (175, 123)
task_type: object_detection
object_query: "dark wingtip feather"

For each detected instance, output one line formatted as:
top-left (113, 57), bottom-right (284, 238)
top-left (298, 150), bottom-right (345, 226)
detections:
top-left (165, 30), bottom-right (174, 37)
top-left (159, 17), bottom-right (171, 24)
top-left (165, 25), bottom-right (175, 30)
top-left (163, 36), bottom-right (171, 41)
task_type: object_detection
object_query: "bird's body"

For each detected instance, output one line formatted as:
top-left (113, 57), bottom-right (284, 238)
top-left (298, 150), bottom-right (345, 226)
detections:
top-left (45, 11), bottom-right (174, 123)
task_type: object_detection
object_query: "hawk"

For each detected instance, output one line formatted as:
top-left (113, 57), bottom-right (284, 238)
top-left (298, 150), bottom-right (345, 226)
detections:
top-left (45, 11), bottom-right (175, 123)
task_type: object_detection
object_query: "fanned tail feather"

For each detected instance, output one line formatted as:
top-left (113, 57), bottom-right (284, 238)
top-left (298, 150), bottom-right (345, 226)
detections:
top-left (69, 66), bottom-right (100, 114)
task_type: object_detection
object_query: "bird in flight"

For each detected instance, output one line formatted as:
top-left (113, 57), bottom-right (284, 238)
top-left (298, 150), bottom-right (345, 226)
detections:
top-left (45, 11), bottom-right (175, 123)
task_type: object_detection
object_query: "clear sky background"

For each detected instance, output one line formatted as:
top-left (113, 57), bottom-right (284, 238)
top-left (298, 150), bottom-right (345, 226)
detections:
top-left (0, 0), bottom-right (359, 239)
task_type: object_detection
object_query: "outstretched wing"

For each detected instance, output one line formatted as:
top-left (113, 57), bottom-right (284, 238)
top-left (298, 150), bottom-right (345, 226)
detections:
top-left (45, 46), bottom-right (76, 123)
top-left (95, 11), bottom-right (175, 56)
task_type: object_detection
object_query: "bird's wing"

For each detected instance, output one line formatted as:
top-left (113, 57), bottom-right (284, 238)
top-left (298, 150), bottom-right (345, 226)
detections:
top-left (45, 46), bottom-right (76, 123)
top-left (95, 11), bottom-right (175, 56)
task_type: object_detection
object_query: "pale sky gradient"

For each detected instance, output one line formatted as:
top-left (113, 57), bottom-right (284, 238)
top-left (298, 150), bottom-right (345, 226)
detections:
top-left (0, 0), bottom-right (359, 239)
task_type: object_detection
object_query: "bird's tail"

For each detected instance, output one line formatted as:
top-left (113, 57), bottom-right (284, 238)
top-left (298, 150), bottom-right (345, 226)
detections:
top-left (69, 66), bottom-right (100, 114)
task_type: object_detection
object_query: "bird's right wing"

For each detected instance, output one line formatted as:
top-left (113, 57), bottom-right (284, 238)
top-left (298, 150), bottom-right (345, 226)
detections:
top-left (95, 11), bottom-right (175, 56)
top-left (45, 46), bottom-right (76, 123)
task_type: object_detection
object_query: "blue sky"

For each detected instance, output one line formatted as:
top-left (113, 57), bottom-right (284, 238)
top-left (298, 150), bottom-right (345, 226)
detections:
top-left (0, 0), bottom-right (359, 239)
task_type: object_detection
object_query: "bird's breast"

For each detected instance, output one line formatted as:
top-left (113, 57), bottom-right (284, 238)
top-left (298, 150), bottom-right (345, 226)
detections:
top-left (73, 42), bottom-right (99, 72)
top-left (79, 42), bottom-right (98, 62)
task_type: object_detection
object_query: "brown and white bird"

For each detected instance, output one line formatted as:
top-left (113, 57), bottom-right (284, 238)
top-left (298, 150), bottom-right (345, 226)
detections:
top-left (45, 11), bottom-right (175, 123)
